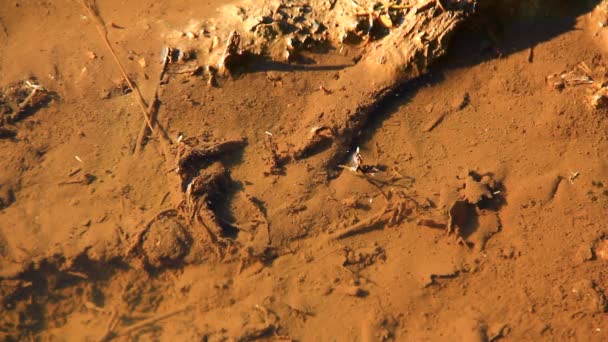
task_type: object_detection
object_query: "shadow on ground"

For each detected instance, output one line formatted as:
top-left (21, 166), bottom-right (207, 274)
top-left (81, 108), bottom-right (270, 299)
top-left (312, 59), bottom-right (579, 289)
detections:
top-left (352, 0), bottom-right (601, 152)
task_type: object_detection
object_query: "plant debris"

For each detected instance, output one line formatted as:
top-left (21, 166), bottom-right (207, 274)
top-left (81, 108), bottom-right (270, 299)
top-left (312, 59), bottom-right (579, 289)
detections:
top-left (0, 79), bottom-right (51, 126)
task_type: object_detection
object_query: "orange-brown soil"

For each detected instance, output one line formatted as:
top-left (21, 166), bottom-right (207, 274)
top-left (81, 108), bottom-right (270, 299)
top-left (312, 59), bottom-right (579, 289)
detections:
top-left (1, 0), bottom-right (608, 341)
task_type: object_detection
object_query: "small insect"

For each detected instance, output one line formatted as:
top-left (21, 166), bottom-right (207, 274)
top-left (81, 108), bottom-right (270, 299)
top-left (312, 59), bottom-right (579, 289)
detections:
top-left (343, 147), bottom-right (363, 172)
top-left (160, 47), bottom-right (170, 63)
top-left (343, 147), bottom-right (380, 175)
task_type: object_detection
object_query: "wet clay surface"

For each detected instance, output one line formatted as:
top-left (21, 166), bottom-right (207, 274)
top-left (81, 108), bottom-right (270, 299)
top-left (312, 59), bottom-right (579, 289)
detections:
top-left (1, 0), bottom-right (608, 340)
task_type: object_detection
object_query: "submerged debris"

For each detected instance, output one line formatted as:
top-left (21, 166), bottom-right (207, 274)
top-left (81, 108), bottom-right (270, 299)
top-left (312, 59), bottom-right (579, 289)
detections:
top-left (0, 78), bottom-right (50, 127)
top-left (547, 61), bottom-right (608, 110)
top-left (172, 136), bottom-right (248, 255)
top-left (175, 136), bottom-right (247, 189)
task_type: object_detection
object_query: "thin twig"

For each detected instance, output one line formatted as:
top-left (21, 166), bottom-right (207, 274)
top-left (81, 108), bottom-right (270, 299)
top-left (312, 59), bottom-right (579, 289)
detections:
top-left (79, 0), bottom-right (154, 131)
top-left (338, 165), bottom-right (389, 200)
top-left (329, 166), bottom-right (406, 239)
top-left (422, 111), bottom-right (447, 132)
top-left (98, 310), bottom-right (119, 342)
top-left (328, 203), bottom-right (390, 240)
top-left (360, 172), bottom-right (389, 200)
top-left (246, 193), bottom-right (271, 245)
top-left (159, 191), bottom-right (170, 205)
top-left (114, 307), bottom-right (189, 338)
top-left (133, 53), bottom-right (170, 155)
top-left (18, 88), bottom-right (39, 110)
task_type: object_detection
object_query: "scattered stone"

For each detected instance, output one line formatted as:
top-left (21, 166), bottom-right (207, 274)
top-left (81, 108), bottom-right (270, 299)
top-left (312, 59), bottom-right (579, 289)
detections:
top-left (590, 91), bottom-right (608, 109)
top-left (99, 88), bottom-right (111, 99)
top-left (218, 30), bottom-right (243, 76)
top-left (138, 57), bottom-right (147, 68)
top-left (112, 77), bottom-right (132, 95)
top-left (343, 246), bottom-right (385, 270)
top-left (461, 175), bottom-right (493, 205)
top-left (594, 239), bottom-right (608, 261)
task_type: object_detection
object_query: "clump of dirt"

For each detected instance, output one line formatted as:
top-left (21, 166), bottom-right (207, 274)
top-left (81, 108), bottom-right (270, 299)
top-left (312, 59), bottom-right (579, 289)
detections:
top-left (461, 174), bottom-right (495, 205)
top-left (168, 0), bottom-right (439, 69)
top-left (445, 171), bottom-right (504, 249)
top-left (141, 213), bottom-right (192, 269)
top-left (343, 245), bottom-right (386, 272)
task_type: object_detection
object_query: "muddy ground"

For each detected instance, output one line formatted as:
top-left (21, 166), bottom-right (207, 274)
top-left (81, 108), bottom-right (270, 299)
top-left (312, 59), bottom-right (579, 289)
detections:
top-left (1, 0), bottom-right (608, 341)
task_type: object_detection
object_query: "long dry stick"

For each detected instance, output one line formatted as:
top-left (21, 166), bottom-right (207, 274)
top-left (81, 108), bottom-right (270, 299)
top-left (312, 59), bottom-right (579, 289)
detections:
top-left (114, 307), bottom-right (189, 338)
top-left (327, 169), bottom-right (390, 240)
top-left (133, 55), bottom-right (170, 155)
top-left (329, 166), bottom-right (414, 239)
top-left (79, 0), bottom-right (154, 131)
top-left (328, 203), bottom-right (390, 240)
top-left (98, 310), bottom-right (120, 342)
